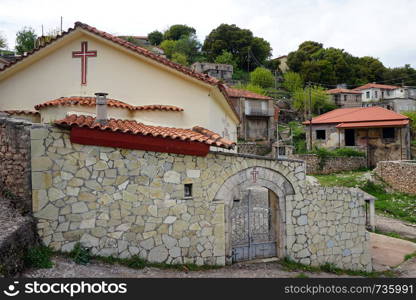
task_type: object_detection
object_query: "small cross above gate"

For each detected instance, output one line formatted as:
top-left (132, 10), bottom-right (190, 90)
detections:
top-left (250, 167), bottom-right (259, 183)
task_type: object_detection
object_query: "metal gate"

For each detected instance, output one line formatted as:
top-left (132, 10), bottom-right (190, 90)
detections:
top-left (231, 189), bottom-right (277, 262)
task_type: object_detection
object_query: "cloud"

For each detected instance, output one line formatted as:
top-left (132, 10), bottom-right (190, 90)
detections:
top-left (0, 0), bottom-right (415, 67)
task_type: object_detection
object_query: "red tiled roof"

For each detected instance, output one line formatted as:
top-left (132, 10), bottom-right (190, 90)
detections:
top-left (55, 114), bottom-right (235, 149)
top-left (2, 110), bottom-right (40, 116)
top-left (135, 104), bottom-right (183, 111)
top-left (353, 83), bottom-right (400, 91)
top-left (326, 88), bottom-right (362, 95)
top-left (0, 22), bottom-right (239, 121)
top-left (34, 96), bottom-right (184, 112)
top-left (225, 87), bottom-right (272, 100)
top-left (336, 120), bottom-right (409, 128)
top-left (303, 106), bottom-right (409, 125)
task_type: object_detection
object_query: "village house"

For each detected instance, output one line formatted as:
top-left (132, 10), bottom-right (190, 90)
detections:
top-left (225, 87), bottom-right (275, 142)
top-left (190, 62), bottom-right (233, 83)
top-left (353, 83), bottom-right (416, 112)
top-left (326, 88), bottom-right (362, 108)
top-left (303, 106), bottom-right (411, 167)
top-left (275, 55), bottom-right (289, 73)
top-left (0, 22), bottom-right (373, 271)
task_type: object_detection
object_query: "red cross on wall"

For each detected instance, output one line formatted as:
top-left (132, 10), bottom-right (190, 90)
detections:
top-left (72, 41), bottom-right (97, 85)
top-left (251, 167), bottom-right (259, 183)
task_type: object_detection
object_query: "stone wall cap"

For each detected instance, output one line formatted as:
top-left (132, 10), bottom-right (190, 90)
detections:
top-left (210, 151), bottom-right (304, 163)
top-left (356, 188), bottom-right (376, 201)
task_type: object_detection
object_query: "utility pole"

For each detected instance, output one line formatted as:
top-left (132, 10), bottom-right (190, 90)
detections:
top-left (60, 16), bottom-right (63, 35)
top-left (247, 48), bottom-right (250, 72)
top-left (308, 81), bottom-right (313, 151)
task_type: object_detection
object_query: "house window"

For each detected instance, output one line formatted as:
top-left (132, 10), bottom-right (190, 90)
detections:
top-left (344, 95), bottom-right (347, 102)
top-left (366, 91), bottom-right (370, 99)
top-left (382, 128), bottom-right (395, 139)
top-left (375, 91), bottom-right (378, 98)
top-left (184, 184), bottom-right (193, 198)
top-left (316, 130), bottom-right (326, 140)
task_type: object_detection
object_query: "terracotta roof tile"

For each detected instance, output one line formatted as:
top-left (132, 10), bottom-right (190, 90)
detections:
top-left (55, 114), bottom-right (235, 149)
top-left (353, 83), bottom-right (400, 91)
top-left (225, 87), bottom-right (272, 100)
top-left (336, 120), bottom-right (409, 128)
top-left (0, 22), bottom-right (239, 122)
top-left (2, 110), bottom-right (40, 116)
top-left (303, 106), bottom-right (409, 125)
top-left (326, 88), bottom-right (362, 95)
top-left (34, 96), bottom-right (184, 112)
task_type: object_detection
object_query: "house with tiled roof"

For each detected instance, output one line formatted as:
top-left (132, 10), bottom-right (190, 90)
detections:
top-left (0, 22), bottom-right (239, 151)
top-left (303, 106), bottom-right (411, 166)
top-left (326, 88), bottom-right (362, 108)
top-left (353, 83), bottom-right (416, 112)
top-left (225, 87), bottom-right (274, 142)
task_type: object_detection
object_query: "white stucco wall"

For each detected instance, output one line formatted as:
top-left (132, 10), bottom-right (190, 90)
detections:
top-left (0, 31), bottom-right (238, 142)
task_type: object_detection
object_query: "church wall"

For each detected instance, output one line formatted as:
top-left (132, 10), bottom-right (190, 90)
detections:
top-left (0, 34), bottom-right (238, 143)
top-left (30, 124), bottom-right (372, 270)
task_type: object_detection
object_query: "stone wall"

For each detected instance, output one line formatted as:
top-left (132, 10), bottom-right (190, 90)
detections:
top-left (291, 154), bottom-right (367, 175)
top-left (0, 116), bottom-right (32, 212)
top-left (30, 123), bottom-right (371, 270)
top-left (286, 186), bottom-right (372, 271)
top-left (237, 142), bottom-right (271, 156)
top-left (375, 160), bottom-right (416, 195)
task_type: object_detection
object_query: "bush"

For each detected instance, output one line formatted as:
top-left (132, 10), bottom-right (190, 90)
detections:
top-left (69, 243), bottom-right (91, 265)
top-left (24, 245), bottom-right (54, 269)
top-left (249, 67), bottom-right (274, 88)
top-left (332, 148), bottom-right (366, 157)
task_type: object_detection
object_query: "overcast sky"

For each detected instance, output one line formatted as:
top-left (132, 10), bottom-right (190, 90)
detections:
top-left (1, 0), bottom-right (415, 68)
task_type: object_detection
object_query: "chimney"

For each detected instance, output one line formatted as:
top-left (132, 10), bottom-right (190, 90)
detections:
top-left (95, 92), bottom-right (108, 125)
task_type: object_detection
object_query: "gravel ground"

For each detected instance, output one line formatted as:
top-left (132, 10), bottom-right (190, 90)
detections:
top-left (23, 256), bottom-right (356, 278)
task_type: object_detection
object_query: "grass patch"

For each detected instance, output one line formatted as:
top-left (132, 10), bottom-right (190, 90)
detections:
top-left (279, 257), bottom-right (396, 278)
top-left (59, 248), bottom-right (221, 272)
top-left (314, 170), bottom-right (369, 188)
top-left (315, 171), bottom-right (416, 224)
top-left (374, 229), bottom-right (416, 244)
top-left (24, 245), bottom-right (54, 269)
top-left (69, 243), bottom-right (91, 265)
top-left (93, 255), bottom-right (221, 272)
top-left (404, 252), bottom-right (416, 261)
top-left (295, 273), bottom-right (309, 278)
top-left (361, 181), bottom-right (416, 224)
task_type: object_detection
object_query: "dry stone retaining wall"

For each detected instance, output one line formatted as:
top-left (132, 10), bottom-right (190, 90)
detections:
top-left (375, 160), bottom-right (416, 195)
top-left (0, 116), bottom-right (32, 212)
top-left (292, 154), bottom-right (367, 175)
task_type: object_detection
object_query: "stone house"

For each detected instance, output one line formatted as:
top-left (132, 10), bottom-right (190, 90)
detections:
top-left (326, 88), bottom-right (362, 108)
top-left (303, 106), bottom-right (411, 167)
top-left (190, 62), bottom-right (233, 83)
top-left (225, 87), bottom-right (275, 142)
top-left (275, 55), bottom-right (289, 73)
top-left (353, 83), bottom-right (416, 113)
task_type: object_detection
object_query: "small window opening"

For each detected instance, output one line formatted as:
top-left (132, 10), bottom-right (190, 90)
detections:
top-left (184, 184), bottom-right (193, 198)
top-left (382, 127), bottom-right (395, 139)
top-left (316, 130), bottom-right (326, 140)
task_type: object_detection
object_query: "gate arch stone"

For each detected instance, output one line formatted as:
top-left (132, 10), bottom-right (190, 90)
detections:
top-left (213, 166), bottom-right (296, 263)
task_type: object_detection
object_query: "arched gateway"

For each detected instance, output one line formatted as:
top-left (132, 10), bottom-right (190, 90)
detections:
top-left (214, 167), bottom-right (295, 263)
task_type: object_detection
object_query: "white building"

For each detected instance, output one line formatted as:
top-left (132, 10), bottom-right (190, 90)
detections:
top-left (353, 83), bottom-right (416, 112)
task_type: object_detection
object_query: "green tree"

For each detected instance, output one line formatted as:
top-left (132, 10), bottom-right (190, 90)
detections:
top-left (173, 34), bottom-right (201, 63)
top-left (202, 24), bottom-right (271, 70)
top-left (171, 52), bottom-right (188, 65)
top-left (160, 39), bottom-right (177, 58)
top-left (164, 24), bottom-right (196, 41)
top-left (0, 32), bottom-right (7, 49)
top-left (292, 85), bottom-right (335, 115)
top-left (15, 27), bottom-right (37, 54)
top-left (214, 50), bottom-right (237, 69)
top-left (148, 30), bottom-right (163, 45)
top-left (249, 67), bottom-right (274, 88)
top-left (283, 71), bottom-right (303, 94)
top-left (234, 83), bottom-right (267, 96)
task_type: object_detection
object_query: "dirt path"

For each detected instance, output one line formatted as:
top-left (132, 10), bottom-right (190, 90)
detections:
top-left (23, 256), bottom-right (355, 278)
top-left (376, 214), bottom-right (416, 240)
